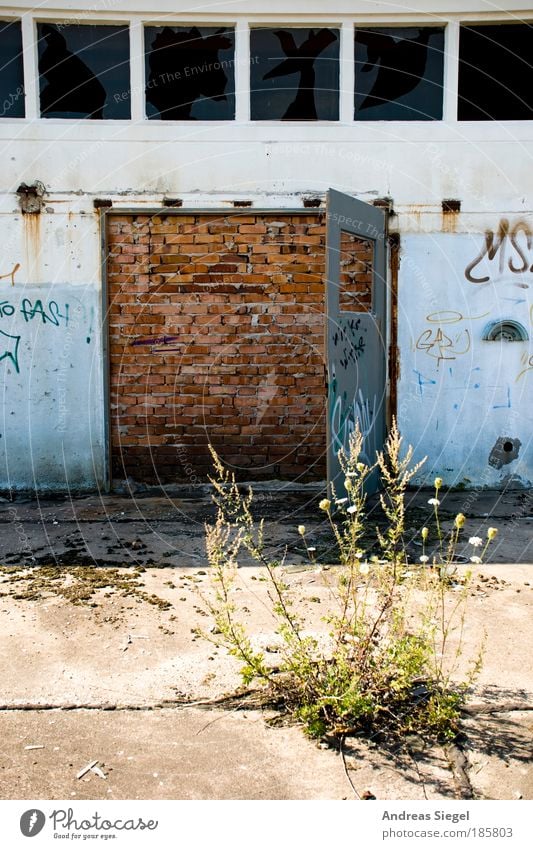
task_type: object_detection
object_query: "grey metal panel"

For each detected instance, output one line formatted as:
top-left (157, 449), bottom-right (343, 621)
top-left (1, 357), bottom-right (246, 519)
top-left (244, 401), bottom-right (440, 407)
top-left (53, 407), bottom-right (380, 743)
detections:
top-left (326, 189), bottom-right (387, 497)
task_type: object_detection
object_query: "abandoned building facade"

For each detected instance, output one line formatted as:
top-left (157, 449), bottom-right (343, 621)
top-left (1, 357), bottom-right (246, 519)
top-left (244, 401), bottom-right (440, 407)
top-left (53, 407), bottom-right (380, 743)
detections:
top-left (0, 0), bottom-right (531, 492)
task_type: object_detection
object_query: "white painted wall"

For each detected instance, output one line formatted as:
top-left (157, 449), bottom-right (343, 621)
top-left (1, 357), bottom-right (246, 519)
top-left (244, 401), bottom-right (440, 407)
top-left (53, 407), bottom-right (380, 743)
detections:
top-left (0, 213), bottom-right (105, 490)
top-left (0, 1), bottom-right (531, 488)
top-left (397, 229), bottom-right (532, 487)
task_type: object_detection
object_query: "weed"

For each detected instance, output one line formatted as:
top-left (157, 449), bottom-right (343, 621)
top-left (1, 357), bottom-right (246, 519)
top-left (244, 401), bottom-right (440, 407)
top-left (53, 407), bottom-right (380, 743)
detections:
top-left (202, 421), bottom-right (493, 742)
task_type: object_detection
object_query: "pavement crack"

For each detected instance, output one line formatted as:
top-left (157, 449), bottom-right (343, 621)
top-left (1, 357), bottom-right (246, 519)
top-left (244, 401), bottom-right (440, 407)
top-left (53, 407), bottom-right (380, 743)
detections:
top-left (444, 742), bottom-right (475, 799)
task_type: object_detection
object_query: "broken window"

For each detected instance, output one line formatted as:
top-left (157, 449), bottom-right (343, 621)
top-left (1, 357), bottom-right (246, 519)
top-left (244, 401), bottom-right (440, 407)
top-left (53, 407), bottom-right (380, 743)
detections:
top-left (37, 23), bottom-right (130, 119)
top-left (250, 28), bottom-right (339, 120)
top-left (144, 26), bottom-right (235, 120)
top-left (458, 25), bottom-right (533, 120)
top-left (354, 27), bottom-right (444, 120)
top-left (0, 21), bottom-right (24, 118)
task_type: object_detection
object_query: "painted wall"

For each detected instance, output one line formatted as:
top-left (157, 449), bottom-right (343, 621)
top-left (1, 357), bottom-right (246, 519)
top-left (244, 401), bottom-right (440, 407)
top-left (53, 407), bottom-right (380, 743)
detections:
top-left (397, 224), bottom-right (532, 487)
top-left (0, 214), bottom-right (105, 490)
top-left (0, 1), bottom-right (531, 489)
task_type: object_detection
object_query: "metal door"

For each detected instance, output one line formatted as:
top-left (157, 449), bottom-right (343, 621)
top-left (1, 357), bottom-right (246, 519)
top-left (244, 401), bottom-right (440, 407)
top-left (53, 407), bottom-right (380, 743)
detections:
top-left (326, 189), bottom-right (387, 496)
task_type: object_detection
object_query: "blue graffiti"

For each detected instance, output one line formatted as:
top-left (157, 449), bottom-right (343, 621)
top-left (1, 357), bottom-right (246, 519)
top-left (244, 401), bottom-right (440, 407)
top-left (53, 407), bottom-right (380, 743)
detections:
top-left (20, 299), bottom-right (69, 326)
top-left (0, 329), bottom-right (20, 372)
top-left (413, 369), bottom-right (437, 397)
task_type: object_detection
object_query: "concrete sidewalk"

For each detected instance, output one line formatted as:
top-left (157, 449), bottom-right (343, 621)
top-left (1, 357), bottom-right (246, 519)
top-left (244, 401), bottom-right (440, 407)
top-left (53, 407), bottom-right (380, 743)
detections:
top-left (0, 487), bottom-right (531, 800)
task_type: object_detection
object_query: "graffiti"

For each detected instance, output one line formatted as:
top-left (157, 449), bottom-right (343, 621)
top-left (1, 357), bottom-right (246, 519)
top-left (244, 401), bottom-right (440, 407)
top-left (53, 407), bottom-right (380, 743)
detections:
top-left (465, 218), bottom-right (533, 283)
top-left (426, 310), bottom-right (489, 324)
top-left (0, 263), bottom-right (20, 286)
top-left (131, 334), bottom-right (180, 352)
top-left (0, 294), bottom-right (70, 376)
top-left (0, 301), bottom-right (15, 317)
top-left (416, 326), bottom-right (471, 365)
top-left (493, 386), bottom-right (512, 409)
top-left (414, 309), bottom-right (489, 366)
top-left (413, 369), bottom-right (437, 397)
top-left (0, 329), bottom-right (21, 373)
top-left (20, 299), bottom-right (69, 326)
top-left (331, 388), bottom-right (376, 465)
top-left (332, 317), bottom-right (366, 369)
top-left (0, 298), bottom-right (70, 326)
top-left (516, 352), bottom-right (533, 382)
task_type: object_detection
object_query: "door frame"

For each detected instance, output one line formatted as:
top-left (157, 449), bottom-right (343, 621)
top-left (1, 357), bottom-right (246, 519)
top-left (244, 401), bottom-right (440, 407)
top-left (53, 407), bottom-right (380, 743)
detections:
top-left (325, 190), bottom-right (393, 495)
top-left (99, 204), bottom-right (396, 491)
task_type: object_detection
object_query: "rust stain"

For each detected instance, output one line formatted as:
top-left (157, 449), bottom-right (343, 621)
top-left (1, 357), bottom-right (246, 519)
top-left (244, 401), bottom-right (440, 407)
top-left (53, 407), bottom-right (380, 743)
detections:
top-left (404, 204), bottom-right (431, 229)
top-left (442, 213), bottom-right (457, 233)
top-left (22, 213), bottom-right (41, 282)
top-left (442, 200), bottom-right (461, 233)
top-left (388, 232), bottom-right (400, 425)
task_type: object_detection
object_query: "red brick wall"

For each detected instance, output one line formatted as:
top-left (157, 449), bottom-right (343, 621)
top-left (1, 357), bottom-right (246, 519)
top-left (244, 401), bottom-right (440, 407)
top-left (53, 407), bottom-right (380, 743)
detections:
top-left (339, 232), bottom-right (373, 312)
top-left (106, 212), bottom-right (327, 484)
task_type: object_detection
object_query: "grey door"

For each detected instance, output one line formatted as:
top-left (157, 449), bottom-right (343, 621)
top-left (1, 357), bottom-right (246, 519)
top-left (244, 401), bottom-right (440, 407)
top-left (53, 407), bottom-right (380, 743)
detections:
top-left (326, 189), bottom-right (387, 496)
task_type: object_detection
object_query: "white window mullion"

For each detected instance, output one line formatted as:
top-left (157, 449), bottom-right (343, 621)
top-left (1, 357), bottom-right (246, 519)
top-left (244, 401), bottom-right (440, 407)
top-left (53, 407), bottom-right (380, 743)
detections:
top-left (129, 19), bottom-right (145, 123)
top-left (443, 20), bottom-right (460, 122)
top-left (235, 19), bottom-right (250, 124)
top-left (21, 14), bottom-right (38, 119)
top-left (339, 20), bottom-right (354, 124)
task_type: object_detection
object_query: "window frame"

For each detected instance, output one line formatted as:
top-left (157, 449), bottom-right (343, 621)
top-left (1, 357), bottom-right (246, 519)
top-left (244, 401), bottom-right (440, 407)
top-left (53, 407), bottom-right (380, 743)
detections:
top-left (0, 13), bottom-right (531, 126)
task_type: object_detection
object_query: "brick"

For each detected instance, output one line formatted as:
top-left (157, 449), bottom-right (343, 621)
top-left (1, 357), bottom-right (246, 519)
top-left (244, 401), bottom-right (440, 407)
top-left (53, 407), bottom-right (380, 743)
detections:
top-left (107, 211), bottom-right (326, 483)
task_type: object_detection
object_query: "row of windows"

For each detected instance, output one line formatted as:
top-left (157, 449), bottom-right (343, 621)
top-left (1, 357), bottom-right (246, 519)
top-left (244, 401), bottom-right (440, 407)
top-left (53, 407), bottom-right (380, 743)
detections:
top-left (1, 20), bottom-right (532, 121)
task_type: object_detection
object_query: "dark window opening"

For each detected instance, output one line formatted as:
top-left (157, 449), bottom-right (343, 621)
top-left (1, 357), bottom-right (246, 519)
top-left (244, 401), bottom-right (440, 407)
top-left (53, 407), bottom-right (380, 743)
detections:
top-left (0, 21), bottom-right (24, 118)
top-left (355, 27), bottom-right (444, 120)
top-left (458, 24), bottom-right (533, 120)
top-left (37, 23), bottom-right (130, 119)
top-left (250, 28), bottom-right (339, 120)
top-left (145, 26), bottom-right (235, 120)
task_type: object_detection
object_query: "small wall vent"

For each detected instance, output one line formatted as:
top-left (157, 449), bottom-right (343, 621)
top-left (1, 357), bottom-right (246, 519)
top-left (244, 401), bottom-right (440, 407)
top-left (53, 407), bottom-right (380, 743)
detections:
top-left (482, 320), bottom-right (528, 342)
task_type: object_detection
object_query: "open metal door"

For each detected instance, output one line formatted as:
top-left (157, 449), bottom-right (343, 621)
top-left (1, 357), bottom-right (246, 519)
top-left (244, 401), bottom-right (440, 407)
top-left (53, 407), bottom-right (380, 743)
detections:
top-left (326, 189), bottom-right (387, 496)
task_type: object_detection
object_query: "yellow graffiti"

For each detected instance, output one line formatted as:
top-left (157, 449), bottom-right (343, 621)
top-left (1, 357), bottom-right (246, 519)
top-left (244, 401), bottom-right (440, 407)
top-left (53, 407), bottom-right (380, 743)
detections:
top-left (416, 326), bottom-right (471, 365)
top-left (0, 263), bottom-right (20, 286)
top-left (516, 352), bottom-right (533, 382)
top-left (426, 310), bottom-right (490, 324)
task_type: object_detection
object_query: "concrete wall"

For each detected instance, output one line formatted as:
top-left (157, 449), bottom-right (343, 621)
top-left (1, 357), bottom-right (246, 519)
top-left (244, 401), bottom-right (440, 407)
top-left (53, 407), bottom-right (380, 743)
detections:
top-left (397, 225), bottom-right (532, 487)
top-left (0, 213), bottom-right (105, 490)
top-left (0, 1), bottom-right (531, 489)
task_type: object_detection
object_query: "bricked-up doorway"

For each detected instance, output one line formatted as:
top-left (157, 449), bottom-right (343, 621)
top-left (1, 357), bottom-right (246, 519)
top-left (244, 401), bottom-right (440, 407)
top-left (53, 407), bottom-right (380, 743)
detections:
top-left (106, 211), bottom-right (328, 484)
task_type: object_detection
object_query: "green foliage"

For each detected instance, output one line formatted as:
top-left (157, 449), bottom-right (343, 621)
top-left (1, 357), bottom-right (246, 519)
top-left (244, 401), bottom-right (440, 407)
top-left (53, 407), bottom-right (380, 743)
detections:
top-left (202, 424), bottom-right (493, 743)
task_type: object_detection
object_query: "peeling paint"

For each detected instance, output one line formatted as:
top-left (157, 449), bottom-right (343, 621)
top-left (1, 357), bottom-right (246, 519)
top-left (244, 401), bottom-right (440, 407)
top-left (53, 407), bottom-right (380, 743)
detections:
top-left (488, 436), bottom-right (521, 470)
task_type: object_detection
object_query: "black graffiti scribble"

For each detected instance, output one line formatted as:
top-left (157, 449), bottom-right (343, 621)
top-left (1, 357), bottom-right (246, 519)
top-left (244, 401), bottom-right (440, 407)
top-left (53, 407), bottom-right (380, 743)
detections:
top-left (332, 316), bottom-right (362, 348)
top-left (356, 28), bottom-right (433, 112)
top-left (146, 27), bottom-right (232, 120)
top-left (39, 24), bottom-right (106, 118)
top-left (263, 29), bottom-right (337, 120)
top-left (332, 318), bottom-right (366, 369)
